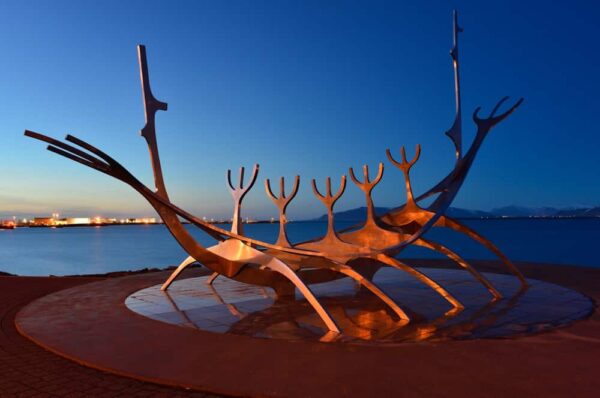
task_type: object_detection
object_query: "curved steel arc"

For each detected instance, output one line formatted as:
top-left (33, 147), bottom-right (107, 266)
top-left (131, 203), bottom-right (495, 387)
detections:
top-left (373, 254), bottom-right (464, 311)
top-left (365, 143), bottom-right (508, 297)
top-left (414, 238), bottom-right (502, 299)
top-left (208, 239), bottom-right (341, 333)
top-left (440, 216), bottom-right (527, 287)
top-left (333, 264), bottom-right (410, 322)
top-left (162, 256), bottom-right (198, 290)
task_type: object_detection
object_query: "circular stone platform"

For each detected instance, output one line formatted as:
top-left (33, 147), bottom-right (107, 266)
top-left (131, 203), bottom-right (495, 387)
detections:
top-left (125, 268), bottom-right (593, 344)
top-left (15, 261), bottom-right (600, 397)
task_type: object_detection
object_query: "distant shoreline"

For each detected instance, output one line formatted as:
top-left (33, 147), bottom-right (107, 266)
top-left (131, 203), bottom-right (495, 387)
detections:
top-left (3, 216), bottom-right (599, 229)
top-left (308, 216), bottom-right (600, 222)
top-left (7, 220), bottom-right (277, 229)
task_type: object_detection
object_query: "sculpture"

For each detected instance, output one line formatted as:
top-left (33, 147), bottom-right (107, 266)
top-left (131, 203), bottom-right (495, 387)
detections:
top-left (26, 11), bottom-right (526, 334)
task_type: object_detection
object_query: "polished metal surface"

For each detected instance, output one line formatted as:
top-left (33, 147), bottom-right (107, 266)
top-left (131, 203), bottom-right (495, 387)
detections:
top-left (265, 176), bottom-right (300, 247)
top-left (125, 268), bottom-right (593, 344)
top-left (25, 11), bottom-right (527, 335)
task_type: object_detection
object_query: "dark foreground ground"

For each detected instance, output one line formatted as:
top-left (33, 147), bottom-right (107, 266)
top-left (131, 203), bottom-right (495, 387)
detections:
top-left (2, 260), bottom-right (600, 397)
top-left (0, 273), bottom-right (224, 397)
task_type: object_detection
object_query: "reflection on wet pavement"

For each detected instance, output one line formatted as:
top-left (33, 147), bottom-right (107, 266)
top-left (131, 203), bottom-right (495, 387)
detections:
top-left (125, 268), bottom-right (594, 345)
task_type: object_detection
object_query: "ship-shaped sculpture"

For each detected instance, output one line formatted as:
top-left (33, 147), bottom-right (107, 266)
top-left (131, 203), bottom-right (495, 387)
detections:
top-left (26, 11), bottom-right (526, 334)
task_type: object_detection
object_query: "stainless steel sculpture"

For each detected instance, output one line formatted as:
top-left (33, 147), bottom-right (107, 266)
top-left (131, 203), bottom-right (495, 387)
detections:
top-left (26, 11), bottom-right (527, 334)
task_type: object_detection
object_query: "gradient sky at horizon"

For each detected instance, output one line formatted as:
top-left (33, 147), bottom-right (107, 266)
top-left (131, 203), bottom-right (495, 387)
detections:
top-left (0, 0), bottom-right (599, 220)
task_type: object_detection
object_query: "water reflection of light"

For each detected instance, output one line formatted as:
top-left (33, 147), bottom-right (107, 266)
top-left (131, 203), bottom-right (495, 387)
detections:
top-left (126, 271), bottom-right (595, 345)
top-left (413, 325), bottom-right (438, 341)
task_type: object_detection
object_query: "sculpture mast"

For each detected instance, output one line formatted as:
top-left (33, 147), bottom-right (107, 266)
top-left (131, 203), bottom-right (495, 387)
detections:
top-left (138, 45), bottom-right (170, 200)
top-left (445, 10), bottom-right (463, 160)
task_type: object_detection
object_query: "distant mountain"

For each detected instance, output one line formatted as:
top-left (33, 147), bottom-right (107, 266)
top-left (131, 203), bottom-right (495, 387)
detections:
top-left (311, 205), bottom-right (600, 221)
top-left (313, 206), bottom-right (493, 221)
top-left (314, 207), bottom-right (391, 222)
top-left (490, 206), bottom-right (600, 218)
top-left (489, 206), bottom-right (561, 218)
top-left (554, 206), bottom-right (600, 217)
top-left (446, 207), bottom-right (493, 218)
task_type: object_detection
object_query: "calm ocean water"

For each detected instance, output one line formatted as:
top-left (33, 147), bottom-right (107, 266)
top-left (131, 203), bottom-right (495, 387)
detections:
top-left (0, 219), bottom-right (599, 276)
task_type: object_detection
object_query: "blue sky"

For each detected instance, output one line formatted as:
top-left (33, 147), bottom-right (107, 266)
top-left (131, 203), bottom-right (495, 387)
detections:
top-left (0, 0), bottom-right (599, 219)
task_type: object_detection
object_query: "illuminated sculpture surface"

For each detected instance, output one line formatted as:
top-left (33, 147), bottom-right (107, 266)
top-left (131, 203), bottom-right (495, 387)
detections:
top-left (26, 11), bottom-right (526, 334)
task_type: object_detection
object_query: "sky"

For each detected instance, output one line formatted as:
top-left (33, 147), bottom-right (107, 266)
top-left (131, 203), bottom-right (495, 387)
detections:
top-left (0, 0), bottom-right (599, 220)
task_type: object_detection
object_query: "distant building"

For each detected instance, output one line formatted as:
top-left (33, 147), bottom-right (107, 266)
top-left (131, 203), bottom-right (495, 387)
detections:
top-left (65, 217), bottom-right (91, 225)
top-left (0, 219), bottom-right (16, 228)
top-left (124, 217), bottom-right (157, 224)
top-left (32, 217), bottom-right (54, 226)
top-left (24, 215), bottom-right (157, 227)
top-left (135, 217), bottom-right (157, 224)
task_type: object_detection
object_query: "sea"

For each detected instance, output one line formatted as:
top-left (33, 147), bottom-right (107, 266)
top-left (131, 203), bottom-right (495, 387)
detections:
top-left (1, 219), bottom-right (599, 276)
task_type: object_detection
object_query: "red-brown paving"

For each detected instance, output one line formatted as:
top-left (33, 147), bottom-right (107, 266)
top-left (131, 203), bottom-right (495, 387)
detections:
top-left (0, 273), bottom-right (226, 397)
top-left (7, 260), bottom-right (600, 397)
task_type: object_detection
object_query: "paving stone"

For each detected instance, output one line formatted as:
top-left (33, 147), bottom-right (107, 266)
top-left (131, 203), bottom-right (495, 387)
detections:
top-left (0, 275), bottom-right (226, 397)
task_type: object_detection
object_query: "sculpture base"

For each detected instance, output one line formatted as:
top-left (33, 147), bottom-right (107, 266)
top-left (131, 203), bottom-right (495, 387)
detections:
top-left (126, 268), bottom-right (592, 344)
top-left (15, 261), bottom-right (600, 397)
